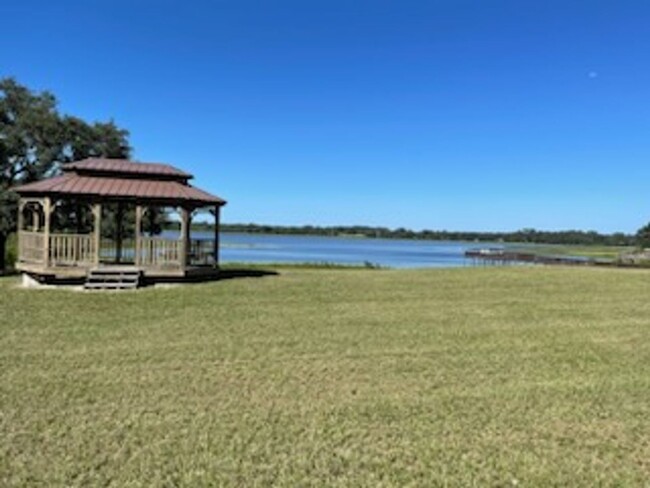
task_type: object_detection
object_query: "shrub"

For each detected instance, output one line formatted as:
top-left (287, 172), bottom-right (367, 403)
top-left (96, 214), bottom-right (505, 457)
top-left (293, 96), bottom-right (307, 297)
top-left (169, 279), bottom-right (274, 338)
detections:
top-left (5, 233), bottom-right (17, 270)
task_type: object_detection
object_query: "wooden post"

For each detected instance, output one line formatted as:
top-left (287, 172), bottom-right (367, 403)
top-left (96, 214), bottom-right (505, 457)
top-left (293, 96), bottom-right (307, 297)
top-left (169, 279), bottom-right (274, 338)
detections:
top-left (213, 205), bottom-right (220, 267)
top-left (32, 202), bottom-right (40, 231)
top-left (17, 199), bottom-right (25, 263)
top-left (135, 204), bottom-right (143, 266)
top-left (43, 197), bottom-right (51, 267)
top-left (180, 207), bottom-right (191, 269)
top-left (93, 203), bottom-right (102, 266)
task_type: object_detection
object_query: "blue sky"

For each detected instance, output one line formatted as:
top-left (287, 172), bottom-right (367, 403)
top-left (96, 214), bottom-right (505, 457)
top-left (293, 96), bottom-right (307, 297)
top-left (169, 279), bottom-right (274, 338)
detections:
top-left (2, 0), bottom-right (649, 232)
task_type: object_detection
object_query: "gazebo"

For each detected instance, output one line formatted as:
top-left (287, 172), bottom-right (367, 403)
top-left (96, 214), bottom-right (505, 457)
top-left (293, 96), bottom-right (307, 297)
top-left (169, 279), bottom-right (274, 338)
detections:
top-left (13, 158), bottom-right (226, 285)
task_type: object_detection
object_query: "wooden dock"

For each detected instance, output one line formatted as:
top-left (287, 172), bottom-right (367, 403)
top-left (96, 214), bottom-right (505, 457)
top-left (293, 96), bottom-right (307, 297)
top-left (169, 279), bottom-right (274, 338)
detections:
top-left (465, 248), bottom-right (598, 266)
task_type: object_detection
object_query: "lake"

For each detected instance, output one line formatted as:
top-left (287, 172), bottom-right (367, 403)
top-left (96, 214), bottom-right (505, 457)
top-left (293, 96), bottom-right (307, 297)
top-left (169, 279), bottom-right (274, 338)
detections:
top-left (204, 232), bottom-right (506, 268)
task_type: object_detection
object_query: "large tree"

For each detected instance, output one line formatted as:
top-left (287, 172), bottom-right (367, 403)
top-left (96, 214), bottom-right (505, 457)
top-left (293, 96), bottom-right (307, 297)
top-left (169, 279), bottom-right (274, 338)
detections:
top-left (0, 77), bottom-right (131, 272)
top-left (636, 222), bottom-right (650, 250)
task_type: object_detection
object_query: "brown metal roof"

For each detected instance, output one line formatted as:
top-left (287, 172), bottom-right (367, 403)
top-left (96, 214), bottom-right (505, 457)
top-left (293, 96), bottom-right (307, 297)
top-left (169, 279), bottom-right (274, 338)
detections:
top-left (63, 158), bottom-right (193, 180)
top-left (13, 162), bottom-right (226, 206)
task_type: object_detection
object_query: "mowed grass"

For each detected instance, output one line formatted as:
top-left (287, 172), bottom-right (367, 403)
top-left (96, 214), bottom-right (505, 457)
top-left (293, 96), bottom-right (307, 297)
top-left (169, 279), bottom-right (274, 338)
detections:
top-left (509, 244), bottom-right (633, 261)
top-left (1, 267), bottom-right (650, 486)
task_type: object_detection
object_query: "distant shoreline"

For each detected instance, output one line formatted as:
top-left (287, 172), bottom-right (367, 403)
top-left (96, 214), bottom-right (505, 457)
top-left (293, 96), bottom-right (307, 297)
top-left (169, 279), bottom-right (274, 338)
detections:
top-left (170, 223), bottom-right (637, 247)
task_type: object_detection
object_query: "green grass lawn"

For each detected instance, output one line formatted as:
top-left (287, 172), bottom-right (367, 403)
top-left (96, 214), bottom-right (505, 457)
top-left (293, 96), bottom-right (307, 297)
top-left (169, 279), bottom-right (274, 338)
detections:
top-left (1, 266), bottom-right (650, 486)
top-left (508, 244), bottom-right (633, 261)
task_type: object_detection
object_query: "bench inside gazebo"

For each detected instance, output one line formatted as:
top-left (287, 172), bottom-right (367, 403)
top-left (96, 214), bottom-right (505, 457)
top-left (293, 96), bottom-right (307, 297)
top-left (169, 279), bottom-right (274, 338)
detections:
top-left (13, 158), bottom-right (226, 287)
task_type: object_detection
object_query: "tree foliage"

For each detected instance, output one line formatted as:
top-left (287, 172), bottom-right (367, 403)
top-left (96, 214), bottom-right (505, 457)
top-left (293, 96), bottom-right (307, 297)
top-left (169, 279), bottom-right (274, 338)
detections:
top-left (0, 77), bottom-right (131, 271)
top-left (218, 223), bottom-right (637, 247)
top-left (636, 222), bottom-right (650, 249)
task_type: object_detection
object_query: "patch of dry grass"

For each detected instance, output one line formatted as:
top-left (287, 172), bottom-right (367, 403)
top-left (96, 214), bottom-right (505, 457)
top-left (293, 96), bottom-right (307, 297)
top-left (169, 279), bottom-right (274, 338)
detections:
top-left (1, 266), bottom-right (650, 486)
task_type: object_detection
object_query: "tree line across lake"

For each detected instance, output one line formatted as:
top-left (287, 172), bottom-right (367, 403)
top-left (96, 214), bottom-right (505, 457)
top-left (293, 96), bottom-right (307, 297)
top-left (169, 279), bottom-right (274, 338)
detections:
top-left (184, 222), bottom-right (638, 247)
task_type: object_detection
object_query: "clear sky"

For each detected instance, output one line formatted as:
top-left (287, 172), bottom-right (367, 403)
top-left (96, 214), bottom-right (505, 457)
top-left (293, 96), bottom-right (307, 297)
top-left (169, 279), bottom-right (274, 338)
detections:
top-left (2, 0), bottom-right (649, 233)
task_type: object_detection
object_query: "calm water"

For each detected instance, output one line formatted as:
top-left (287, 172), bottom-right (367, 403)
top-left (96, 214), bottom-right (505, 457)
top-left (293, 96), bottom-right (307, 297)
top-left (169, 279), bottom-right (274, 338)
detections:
top-left (195, 232), bottom-right (508, 268)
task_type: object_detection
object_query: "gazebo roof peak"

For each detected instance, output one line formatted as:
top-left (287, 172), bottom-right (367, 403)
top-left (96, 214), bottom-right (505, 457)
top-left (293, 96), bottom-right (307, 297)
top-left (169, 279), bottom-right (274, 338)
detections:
top-left (63, 158), bottom-right (193, 181)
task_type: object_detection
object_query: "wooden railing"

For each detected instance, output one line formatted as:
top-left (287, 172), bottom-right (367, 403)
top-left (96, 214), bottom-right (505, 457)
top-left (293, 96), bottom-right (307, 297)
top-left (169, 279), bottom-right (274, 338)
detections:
top-left (49, 233), bottom-right (96, 266)
top-left (19, 231), bottom-right (46, 264)
top-left (99, 238), bottom-right (136, 263)
top-left (189, 239), bottom-right (215, 266)
top-left (18, 231), bottom-right (215, 270)
top-left (139, 236), bottom-right (182, 267)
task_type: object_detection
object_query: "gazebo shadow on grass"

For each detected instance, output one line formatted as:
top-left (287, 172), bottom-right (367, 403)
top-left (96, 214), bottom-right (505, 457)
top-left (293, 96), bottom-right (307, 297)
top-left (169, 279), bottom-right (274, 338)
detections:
top-left (216, 267), bottom-right (279, 280)
top-left (140, 267), bottom-right (279, 286)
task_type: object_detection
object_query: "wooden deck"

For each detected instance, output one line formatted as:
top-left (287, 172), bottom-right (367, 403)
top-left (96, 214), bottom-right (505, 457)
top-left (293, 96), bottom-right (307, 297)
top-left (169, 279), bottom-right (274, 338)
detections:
top-left (17, 262), bottom-right (220, 279)
top-left (17, 230), bottom-right (219, 281)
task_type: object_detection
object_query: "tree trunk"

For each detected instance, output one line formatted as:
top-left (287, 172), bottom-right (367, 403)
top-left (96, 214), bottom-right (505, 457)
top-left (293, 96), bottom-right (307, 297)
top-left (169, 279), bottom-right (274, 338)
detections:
top-left (0, 233), bottom-right (6, 275)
